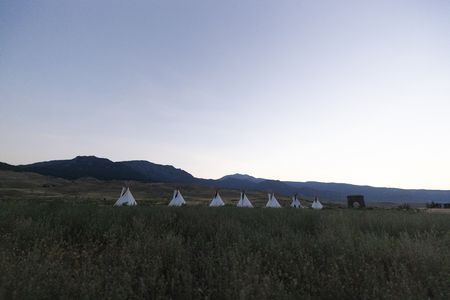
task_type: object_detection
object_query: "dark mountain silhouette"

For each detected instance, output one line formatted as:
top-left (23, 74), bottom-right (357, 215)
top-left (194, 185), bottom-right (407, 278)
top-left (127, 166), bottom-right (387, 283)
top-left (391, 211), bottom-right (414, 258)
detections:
top-left (216, 175), bottom-right (338, 199)
top-left (2, 156), bottom-right (450, 203)
top-left (120, 160), bottom-right (195, 183)
top-left (285, 181), bottom-right (450, 203)
top-left (211, 174), bottom-right (450, 203)
top-left (219, 173), bottom-right (264, 183)
top-left (19, 156), bottom-right (140, 180)
top-left (15, 156), bottom-right (194, 183)
top-left (0, 162), bottom-right (18, 171)
top-left (214, 176), bottom-right (302, 196)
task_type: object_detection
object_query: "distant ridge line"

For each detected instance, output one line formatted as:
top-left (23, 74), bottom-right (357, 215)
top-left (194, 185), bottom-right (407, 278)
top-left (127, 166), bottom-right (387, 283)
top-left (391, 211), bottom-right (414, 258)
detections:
top-left (1, 155), bottom-right (450, 204)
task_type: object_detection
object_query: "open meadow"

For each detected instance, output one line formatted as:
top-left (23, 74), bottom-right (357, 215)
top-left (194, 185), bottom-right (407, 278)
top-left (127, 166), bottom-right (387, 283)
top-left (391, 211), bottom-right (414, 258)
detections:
top-left (1, 171), bottom-right (450, 299)
top-left (0, 200), bottom-right (449, 299)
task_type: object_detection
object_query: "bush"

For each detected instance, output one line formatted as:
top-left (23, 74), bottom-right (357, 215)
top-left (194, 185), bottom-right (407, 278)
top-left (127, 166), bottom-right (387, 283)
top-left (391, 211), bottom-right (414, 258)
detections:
top-left (398, 203), bottom-right (411, 210)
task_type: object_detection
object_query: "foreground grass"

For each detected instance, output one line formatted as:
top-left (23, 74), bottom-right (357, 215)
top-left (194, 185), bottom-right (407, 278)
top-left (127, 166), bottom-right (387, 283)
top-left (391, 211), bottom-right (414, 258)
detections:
top-left (0, 201), bottom-right (449, 299)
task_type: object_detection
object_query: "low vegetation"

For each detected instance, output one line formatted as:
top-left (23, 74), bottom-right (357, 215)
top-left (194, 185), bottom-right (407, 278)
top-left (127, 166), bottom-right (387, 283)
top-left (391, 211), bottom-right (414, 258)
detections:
top-left (1, 200), bottom-right (449, 299)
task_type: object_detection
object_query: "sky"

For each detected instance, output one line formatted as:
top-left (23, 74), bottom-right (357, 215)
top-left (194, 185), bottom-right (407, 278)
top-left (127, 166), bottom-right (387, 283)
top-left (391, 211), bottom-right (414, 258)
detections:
top-left (1, 0), bottom-right (450, 189)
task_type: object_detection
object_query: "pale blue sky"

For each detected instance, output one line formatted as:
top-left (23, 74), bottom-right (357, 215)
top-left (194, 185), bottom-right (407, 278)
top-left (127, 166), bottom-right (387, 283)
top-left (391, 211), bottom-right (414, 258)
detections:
top-left (1, 0), bottom-right (450, 189)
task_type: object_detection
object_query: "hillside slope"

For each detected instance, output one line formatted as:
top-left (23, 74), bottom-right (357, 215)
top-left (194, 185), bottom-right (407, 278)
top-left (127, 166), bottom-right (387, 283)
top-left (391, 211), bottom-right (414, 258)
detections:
top-left (2, 156), bottom-right (450, 203)
top-left (0, 170), bottom-right (301, 207)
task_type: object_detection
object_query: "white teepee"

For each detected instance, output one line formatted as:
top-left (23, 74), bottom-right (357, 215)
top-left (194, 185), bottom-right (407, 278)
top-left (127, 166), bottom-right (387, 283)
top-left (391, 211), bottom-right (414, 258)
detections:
top-left (114, 187), bottom-right (137, 206)
top-left (237, 192), bottom-right (253, 208)
top-left (311, 197), bottom-right (323, 210)
top-left (291, 194), bottom-right (303, 208)
top-left (209, 191), bottom-right (225, 207)
top-left (168, 189), bottom-right (186, 207)
top-left (266, 193), bottom-right (282, 208)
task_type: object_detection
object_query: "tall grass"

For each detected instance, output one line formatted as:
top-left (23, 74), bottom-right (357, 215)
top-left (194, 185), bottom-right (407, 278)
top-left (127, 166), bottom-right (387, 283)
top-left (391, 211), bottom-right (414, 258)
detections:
top-left (0, 201), bottom-right (449, 299)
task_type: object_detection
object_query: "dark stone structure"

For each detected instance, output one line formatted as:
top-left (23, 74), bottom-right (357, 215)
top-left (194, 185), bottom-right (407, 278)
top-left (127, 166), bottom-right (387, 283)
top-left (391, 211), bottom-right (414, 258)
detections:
top-left (347, 195), bottom-right (366, 208)
top-left (429, 202), bottom-right (450, 209)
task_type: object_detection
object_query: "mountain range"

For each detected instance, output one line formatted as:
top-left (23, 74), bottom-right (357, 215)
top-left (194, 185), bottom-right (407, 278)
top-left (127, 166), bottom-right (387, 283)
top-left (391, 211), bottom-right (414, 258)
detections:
top-left (1, 155), bottom-right (449, 204)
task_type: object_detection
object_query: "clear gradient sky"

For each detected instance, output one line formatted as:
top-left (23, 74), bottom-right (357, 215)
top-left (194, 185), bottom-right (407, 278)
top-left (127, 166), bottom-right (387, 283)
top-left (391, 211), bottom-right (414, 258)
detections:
top-left (1, 0), bottom-right (450, 189)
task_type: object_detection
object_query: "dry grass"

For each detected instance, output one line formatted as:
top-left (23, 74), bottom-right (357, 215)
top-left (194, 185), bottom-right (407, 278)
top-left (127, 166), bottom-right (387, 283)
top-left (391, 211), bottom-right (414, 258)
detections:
top-left (0, 171), bottom-right (315, 207)
top-left (1, 171), bottom-right (450, 298)
top-left (0, 201), bottom-right (449, 299)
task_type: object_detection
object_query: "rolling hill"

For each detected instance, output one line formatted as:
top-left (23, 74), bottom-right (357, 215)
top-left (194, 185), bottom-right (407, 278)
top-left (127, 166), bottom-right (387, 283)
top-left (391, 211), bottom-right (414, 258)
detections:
top-left (1, 155), bottom-right (450, 204)
top-left (0, 170), bottom-right (294, 207)
top-left (15, 156), bottom-right (195, 183)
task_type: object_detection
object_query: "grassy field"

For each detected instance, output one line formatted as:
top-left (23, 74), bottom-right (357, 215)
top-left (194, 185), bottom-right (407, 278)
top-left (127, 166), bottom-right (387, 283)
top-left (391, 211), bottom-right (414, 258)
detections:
top-left (0, 170), bottom-right (321, 207)
top-left (0, 200), bottom-right (449, 299)
top-left (1, 171), bottom-right (450, 298)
